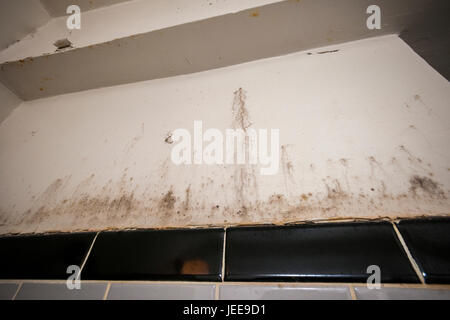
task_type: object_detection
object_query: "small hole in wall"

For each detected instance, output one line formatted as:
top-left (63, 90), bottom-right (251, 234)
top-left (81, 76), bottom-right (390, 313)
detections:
top-left (53, 39), bottom-right (73, 51)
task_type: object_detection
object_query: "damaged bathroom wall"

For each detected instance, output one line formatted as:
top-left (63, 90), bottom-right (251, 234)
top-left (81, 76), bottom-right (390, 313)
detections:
top-left (0, 35), bottom-right (449, 235)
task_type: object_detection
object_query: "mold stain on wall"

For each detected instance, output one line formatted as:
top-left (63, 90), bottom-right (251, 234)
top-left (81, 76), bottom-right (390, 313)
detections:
top-left (1, 151), bottom-right (449, 235)
top-left (230, 88), bottom-right (258, 217)
top-left (0, 88), bottom-right (449, 235)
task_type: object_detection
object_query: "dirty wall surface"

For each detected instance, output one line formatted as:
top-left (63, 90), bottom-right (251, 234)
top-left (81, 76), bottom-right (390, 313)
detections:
top-left (0, 35), bottom-right (449, 234)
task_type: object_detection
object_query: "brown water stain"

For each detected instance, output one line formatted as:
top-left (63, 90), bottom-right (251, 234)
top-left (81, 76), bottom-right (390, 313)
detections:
top-left (231, 88), bottom-right (252, 131)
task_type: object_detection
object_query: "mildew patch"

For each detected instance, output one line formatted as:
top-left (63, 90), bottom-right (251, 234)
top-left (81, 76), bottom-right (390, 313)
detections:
top-left (339, 158), bottom-right (349, 167)
top-left (300, 193), bottom-right (312, 201)
top-left (231, 88), bottom-right (252, 131)
top-left (398, 145), bottom-right (425, 167)
top-left (268, 193), bottom-right (286, 204)
top-left (281, 145), bottom-right (295, 176)
top-left (412, 94), bottom-right (433, 115)
top-left (409, 175), bottom-right (446, 199)
top-left (159, 189), bottom-right (176, 211)
top-left (324, 179), bottom-right (347, 200)
top-left (1, 141), bottom-right (449, 235)
top-left (183, 185), bottom-right (191, 211)
top-left (1, 172), bottom-right (449, 236)
top-left (281, 145), bottom-right (296, 195)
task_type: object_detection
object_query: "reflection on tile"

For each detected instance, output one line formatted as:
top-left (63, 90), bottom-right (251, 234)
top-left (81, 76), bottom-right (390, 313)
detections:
top-left (354, 286), bottom-right (450, 300)
top-left (0, 232), bottom-right (96, 279)
top-left (220, 285), bottom-right (351, 300)
top-left (14, 282), bottom-right (108, 300)
top-left (83, 229), bottom-right (224, 281)
top-left (0, 283), bottom-right (19, 300)
top-left (107, 283), bottom-right (216, 300)
top-left (397, 218), bottom-right (450, 284)
top-left (225, 222), bottom-right (418, 282)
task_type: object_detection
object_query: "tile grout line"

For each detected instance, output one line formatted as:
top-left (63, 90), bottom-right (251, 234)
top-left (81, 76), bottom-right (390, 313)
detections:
top-left (103, 282), bottom-right (111, 300)
top-left (348, 285), bottom-right (357, 300)
top-left (221, 228), bottom-right (227, 283)
top-left (11, 281), bottom-right (23, 300)
top-left (214, 284), bottom-right (220, 300)
top-left (216, 227), bottom-right (227, 300)
top-left (78, 231), bottom-right (100, 279)
top-left (391, 222), bottom-right (425, 285)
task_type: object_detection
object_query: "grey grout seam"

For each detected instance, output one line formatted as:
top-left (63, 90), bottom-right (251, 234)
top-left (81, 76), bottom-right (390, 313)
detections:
top-left (214, 228), bottom-right (227, 300)
top-left (214, 284), bottom-right (220, 300)
top-left (348, 285), bottom-right (357, 300)
top-left (103, 282), bottom-right (111, 300)
top-left (391, 222), bottom-right (425, 284)
top-left (11, 281), bottom-right (23, 300)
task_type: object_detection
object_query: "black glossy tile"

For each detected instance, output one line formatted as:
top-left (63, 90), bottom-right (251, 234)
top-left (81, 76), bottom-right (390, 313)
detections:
top-left (397, 217), bottom-right (450, 284)
top-left (82, 228), bottom-right (224, 281)
top-left (225, 222), bottom-right (419, 283)
top-left (0, 232), bottom-right (95, 279)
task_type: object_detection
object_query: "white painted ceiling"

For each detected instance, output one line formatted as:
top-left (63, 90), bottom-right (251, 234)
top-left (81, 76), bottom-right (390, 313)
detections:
top-left (0, 0), bottom-right (448, 101)
top-left (39, 0), bottom-right (134, 17)
top-left (0, 0), bottom-right (50, 50)
top-left (0, 0), bottom-right (133, 50)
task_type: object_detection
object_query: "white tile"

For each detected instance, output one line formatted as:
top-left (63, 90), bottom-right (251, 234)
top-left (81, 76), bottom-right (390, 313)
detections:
top-left (107, 283), bottom-right (216, 300)
top-left (220, 285), bottom-right (351, 300)
top-left (15, 282), bottom-right (108, 300)
top-left (0, 283), bottom-right (19, 300)
top-left (354, 287), bottom-right (450, 300)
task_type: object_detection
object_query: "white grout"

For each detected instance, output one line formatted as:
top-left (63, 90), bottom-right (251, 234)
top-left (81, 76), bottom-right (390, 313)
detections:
top-left (391, 222), bottom-right (426, 284)
top-left (221, 228), bottom-right (227, 282)
top-left (78, 231), bottom-right (100, 279)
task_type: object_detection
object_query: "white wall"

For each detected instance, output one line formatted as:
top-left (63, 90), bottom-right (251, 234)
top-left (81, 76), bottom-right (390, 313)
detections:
top-left (0, 83), bottom-right (22, 124)
top-left (0, 35), bottom-right (449, 234)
